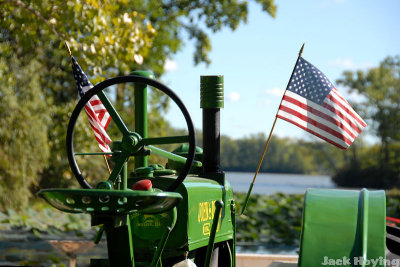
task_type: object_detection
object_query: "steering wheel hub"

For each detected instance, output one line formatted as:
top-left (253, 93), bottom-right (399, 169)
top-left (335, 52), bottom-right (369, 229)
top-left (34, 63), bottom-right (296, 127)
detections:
top-left (121, 132), bottom-right (142, 153)
top-left (66, 75), bottom-right (196, 192)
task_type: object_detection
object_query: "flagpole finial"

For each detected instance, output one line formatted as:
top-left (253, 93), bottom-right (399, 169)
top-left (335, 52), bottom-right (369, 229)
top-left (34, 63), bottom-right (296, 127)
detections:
top-left (64, 41), bottom-right (72, 58)
top-left (299, 43), bottom-right (305, 57)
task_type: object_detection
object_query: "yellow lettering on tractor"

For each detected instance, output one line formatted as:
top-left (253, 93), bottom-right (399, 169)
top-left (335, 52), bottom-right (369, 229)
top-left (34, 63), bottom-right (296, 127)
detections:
top-left (136, 215), bottom-right (161, 227)
top-left (197, 200), bottom-right (222, 235)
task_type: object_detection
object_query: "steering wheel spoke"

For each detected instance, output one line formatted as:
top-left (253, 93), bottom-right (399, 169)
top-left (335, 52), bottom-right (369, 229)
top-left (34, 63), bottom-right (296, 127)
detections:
top-left (96, 91), bottom-right (130, 136)
top-left (67, 75), bottom-right (196, 191)
top-left (142, 135), bottom-right (189, 146)
top-left (148, 145), bottom-right (202, 168)
top-left (74, 152), bottom-right (115, 156)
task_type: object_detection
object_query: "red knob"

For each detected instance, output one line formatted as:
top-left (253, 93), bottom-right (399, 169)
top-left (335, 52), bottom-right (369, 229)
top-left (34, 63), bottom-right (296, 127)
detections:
top-left (132, 179), bottom-right (152, 191)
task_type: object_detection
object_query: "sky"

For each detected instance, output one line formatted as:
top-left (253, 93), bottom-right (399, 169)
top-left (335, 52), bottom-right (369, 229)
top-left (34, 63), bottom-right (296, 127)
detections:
top-left (160, 0), bottom-right (400, 142)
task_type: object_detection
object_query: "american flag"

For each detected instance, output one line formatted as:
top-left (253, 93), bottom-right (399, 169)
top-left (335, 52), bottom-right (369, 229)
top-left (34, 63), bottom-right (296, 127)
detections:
top-left (71, 57), bottom-right (112, 153)
top-left (277, 57), bottom-right (366, 150)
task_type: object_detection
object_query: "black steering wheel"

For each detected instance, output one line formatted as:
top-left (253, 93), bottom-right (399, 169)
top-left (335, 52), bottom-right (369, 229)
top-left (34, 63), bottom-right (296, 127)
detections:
top-left (66, 75), bottom-right (196, 192)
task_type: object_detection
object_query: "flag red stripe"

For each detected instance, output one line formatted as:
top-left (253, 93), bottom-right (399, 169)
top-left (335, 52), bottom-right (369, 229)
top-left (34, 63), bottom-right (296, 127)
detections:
top-left (330, 89), bottom-right (366, 126)
top-left (331, 88), bottom-right (346, 102)
top-left (94, 135), bottom-right (108, 146)
top-left (90, 99), bottom-right (103, 106)
top-left (90, 102), bottom-right (107, 112)
top-left (88, 97), bottom-right (110, 129)
top-left (84, 104), bottom-right (109, 133)
top-left (285, 90), bottom-right (362, 135)
top-left (100, 114), bottom-right (111, 129)
top-left (86, 111), bottom-right (112, 144)
top-left (91, 106), bottom-right (111, 129)
top-left (282, 95), bottom-right (357, 140)
top-left (278, 105), bottom-right (353, 146)
top-left (89, 123), bottom-right (111, 153)
top-left (84, 105), bottom-right (112, 143)
top-left (277, 114), bottom-right (347, 150)
top-left (325, 93), bottom-right (366, 128)
top-left (84, 104), bottom-right (100, 123)
top-left (88, 118), bottom-right (111, 144)
top-left (97, 112), bottom-right (111, 127)
top-left (104, 116), bottom-right (111, 129)
top-left (97, 111), bottom-right (104, 121)
top-left (99, 145), bottom-right (111, 154)
top-left (88, 122), bottom-right (111, 153)
top-left (321, 101), bottom-right (362, 134)
top-left (97, 112), bottom-right (111, 128)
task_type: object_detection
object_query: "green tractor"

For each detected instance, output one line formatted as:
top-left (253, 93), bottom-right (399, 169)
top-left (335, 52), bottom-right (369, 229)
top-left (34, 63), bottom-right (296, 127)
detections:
top-left (40, 73), bottom-right (235, 266)
top-left (39, 72), bottom-right (390, 267)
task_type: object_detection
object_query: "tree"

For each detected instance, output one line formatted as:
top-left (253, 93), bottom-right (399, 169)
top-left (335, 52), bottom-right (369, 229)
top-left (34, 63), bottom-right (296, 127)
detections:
top-left (0, 0), bottom-right (277, 209)
top-left (219, 134), bottom-right (336, 174)
top-left (336, 56), bottom-right (400, 168)
top-left (0, 56), bottom-right (50, 208)
top-left (333, 56), bottom-right (400, 188)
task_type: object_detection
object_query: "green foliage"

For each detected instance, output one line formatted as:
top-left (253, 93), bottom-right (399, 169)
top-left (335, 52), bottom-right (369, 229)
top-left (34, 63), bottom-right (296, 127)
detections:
top-left (158, 0), bottom-right (276, 65)
top-left (0, 199), bottom-right (91, 234)
top-left (235, 192), bottom-right (304, 246)
top-left (332, 165), bottom-right (400, 189)
top-left (0, 55), bottom-right (50, 209)
top-left (337, 56), bottom-right (400, 168)
top-left (0, 0), bottom-right (277, 210)
top-left (219, 134), bottom-right (345, 174)
top-left (387, 195), bottom-right (400, 219)
top-left (334, 56), bottom-right (400, 188)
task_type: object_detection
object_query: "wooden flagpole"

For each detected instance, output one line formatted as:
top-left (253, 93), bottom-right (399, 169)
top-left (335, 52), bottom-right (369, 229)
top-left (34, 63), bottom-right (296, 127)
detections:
top-left (64, 41), bottom-right (112, 175)
top-left (240, 43), bottom-right (305, 215)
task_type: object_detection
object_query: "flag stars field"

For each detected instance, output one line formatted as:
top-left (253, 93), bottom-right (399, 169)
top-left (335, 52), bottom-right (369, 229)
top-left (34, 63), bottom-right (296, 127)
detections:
top-left (277, 56), bottom-right (367, 150)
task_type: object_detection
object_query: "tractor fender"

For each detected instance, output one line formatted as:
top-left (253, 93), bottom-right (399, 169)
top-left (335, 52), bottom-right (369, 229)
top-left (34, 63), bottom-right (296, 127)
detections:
top-left (298, 188), bottom-right (386, 267)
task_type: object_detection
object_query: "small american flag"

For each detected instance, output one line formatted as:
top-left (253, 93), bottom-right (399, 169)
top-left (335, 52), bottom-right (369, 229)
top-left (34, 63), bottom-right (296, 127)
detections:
top-left (71, 57), bottom-right (112, 153)
top-left (277, 57), bottom-right (366, 150)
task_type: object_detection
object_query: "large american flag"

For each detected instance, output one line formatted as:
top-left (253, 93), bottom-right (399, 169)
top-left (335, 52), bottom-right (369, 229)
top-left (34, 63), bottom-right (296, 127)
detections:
top-left (277, 57), bottom-right (366, 150)
top-left (71, 57), bottom-right (112, 153)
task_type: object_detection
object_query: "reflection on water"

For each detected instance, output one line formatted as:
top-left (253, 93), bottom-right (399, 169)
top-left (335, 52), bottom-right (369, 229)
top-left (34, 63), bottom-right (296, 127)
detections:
top-left (0, 229), bottom-right (107, 266)
top-left (0, 229), bottom-right (298, 266)
top-left (0, 173), bottom-right (334, 265)
top-left (226, 172), bottom-right (335, 194)
top-left (237, 244), bottom-right (298, 255)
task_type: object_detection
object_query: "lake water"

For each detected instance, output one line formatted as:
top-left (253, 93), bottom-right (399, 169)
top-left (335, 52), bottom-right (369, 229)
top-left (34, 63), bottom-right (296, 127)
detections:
top-left (226, 172), bottom-right (335, 194)
top-left (0, 173), bottom-right (335, 265)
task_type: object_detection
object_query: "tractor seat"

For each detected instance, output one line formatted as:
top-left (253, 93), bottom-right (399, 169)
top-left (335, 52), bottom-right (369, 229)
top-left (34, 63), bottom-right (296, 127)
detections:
top-left (38, 188), bottom-right (182, 215)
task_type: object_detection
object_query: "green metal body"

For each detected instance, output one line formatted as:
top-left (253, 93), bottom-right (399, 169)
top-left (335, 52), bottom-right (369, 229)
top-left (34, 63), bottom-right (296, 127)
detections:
top-left (298, 188), bottom-right (386, 267)
top-left (39, 71), bottom-right (236, 266)
top-left (131, 70), bottom-right (154, 168)
top-left (129, 175), bottom-right (235, 262)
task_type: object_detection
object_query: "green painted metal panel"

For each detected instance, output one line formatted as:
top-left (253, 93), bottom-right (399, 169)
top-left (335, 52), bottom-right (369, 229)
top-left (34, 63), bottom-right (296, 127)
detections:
top-left (298, 189), bottom-right (386, 267)
top-left (130, 175), bottom-right (234, 260)
top-left (185, 177), bottom-right (234, 250)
